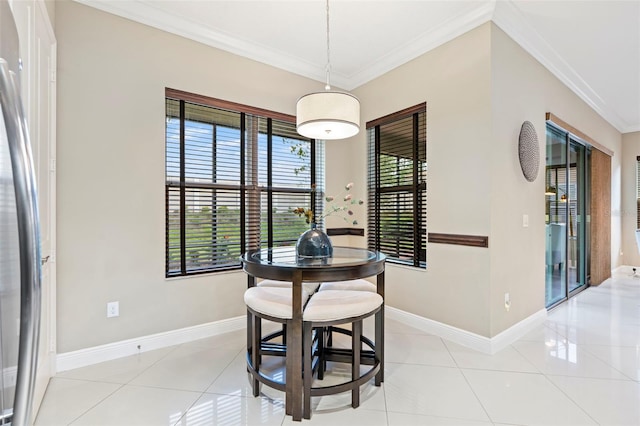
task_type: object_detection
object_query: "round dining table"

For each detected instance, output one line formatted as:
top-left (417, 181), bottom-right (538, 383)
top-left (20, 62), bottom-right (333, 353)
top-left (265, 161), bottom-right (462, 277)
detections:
top-left (241, 246), bottom-right (386, 421)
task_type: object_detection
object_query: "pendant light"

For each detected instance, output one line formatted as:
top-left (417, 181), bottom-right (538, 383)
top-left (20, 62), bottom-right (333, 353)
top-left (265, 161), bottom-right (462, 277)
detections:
top-left (296, 0), bottom-right (360, 140)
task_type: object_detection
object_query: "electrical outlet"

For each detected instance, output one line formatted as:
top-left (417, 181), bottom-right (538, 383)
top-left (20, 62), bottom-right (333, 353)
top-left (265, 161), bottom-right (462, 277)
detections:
top-left (504, 293), bottom-right (511, 312)
top-left (522, 214), bottom-right (529, 227)
top-left (107, 301), bottom-right (119, 318)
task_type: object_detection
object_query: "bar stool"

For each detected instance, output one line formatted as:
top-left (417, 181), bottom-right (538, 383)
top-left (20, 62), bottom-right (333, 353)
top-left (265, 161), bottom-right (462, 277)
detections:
top-left (244, 286), bottom-right (312, 397)
top-left (318, 279), bottom-right (378, 349)
top-left (258, 279), bottom-right (321, 294)
top-left (302, 290), bottom-right (383, 419)
top-left (256, 279), bottom-right (320, 345)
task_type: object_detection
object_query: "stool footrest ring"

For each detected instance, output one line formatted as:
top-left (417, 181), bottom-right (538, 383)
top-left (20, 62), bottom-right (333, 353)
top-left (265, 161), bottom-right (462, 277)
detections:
top-left (245, 352), bottom-right (287, 393)
top-left (308, 324), bottom-right (380, 397)
top-left (310, 362), bottom-right (380, 397)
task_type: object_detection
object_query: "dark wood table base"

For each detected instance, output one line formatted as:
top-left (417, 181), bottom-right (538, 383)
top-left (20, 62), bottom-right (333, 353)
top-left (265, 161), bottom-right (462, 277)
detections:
top-left (242, 247), bottom-right (386, 421)
top-left (246, 324), bottom-right (381, 420)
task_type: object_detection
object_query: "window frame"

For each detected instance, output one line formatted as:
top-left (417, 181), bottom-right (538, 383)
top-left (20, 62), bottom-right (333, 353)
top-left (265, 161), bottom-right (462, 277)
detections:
top-left (165, 88), bottom-right (322, 277)
top-left (367, 103), bottom-right (427, 269)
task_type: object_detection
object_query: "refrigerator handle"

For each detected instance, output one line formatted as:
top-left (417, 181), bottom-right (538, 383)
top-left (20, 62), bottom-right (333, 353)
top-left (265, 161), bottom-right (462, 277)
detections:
top-left (0, 58), bottom-right (42, 426)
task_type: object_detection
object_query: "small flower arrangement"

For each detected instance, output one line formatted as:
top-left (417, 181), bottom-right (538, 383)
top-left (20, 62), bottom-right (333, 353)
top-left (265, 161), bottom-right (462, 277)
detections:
top-left (293, 182), bottom-right (363, 225)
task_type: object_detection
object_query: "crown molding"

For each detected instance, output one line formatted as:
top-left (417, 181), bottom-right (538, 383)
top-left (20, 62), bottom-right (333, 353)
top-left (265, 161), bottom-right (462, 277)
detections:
top-left (346, 1), bottom-right (496, 90)
top-left (623, 125), bottom-right (640, 134)
top-left (492, 0), bottom-right (631, 133)
top-left (74, 0), bottom-right (637, 133)
top-left (73, 0), bottom-right (495, 91)
top-left (74, 0), bottom-right (327, 85)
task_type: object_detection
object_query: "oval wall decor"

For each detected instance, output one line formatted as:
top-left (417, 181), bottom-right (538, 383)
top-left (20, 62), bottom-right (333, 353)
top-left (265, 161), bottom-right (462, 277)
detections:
top-left (518, 121), bottom-right (539, 182)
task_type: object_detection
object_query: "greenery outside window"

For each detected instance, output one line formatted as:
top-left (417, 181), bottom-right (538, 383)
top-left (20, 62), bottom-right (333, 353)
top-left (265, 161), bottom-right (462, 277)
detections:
top-left (165, 88), bottom-right (324, 277)
top-left (367, 103), bottom-right (426, 268)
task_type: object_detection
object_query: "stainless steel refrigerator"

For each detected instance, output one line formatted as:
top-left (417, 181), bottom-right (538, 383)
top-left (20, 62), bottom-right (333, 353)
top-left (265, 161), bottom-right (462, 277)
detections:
top-left (0, 0), bottom-right (42, 424)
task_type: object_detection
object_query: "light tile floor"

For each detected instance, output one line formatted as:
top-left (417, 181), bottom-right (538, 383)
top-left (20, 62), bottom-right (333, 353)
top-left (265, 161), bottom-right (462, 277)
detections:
top-left (35, 272), bottom-right (640, 425)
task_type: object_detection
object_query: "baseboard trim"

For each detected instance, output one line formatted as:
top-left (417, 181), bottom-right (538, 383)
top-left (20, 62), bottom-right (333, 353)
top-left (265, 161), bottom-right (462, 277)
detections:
top-left (57, 306), bottom-right (548, 372)
top-left (489, 308), bottom-right (548, 353)
top-left (56, 315), bottom-right (245, 373)
top-left (612, 265), bottom-right (628, 275)
top-left (385, 305), bottom-right (547, 354)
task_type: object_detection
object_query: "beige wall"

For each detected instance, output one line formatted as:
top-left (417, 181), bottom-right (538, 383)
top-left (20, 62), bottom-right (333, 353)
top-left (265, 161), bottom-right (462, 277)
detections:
top-left (489, 25), bottom-right (621, 335)
top-left (56, 0), bottom-right (626, 354)
top-left (350, 23), bottom-right (494, 337)
top-left (346, 23), bottom-right (623, 338)
top-left (621, 132), bottom-right (640, 267)
top-left (55, 1), bottom-right (323, 352)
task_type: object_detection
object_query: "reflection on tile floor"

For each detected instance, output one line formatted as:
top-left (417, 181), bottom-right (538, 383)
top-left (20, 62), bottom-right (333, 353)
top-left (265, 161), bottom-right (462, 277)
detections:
top-left (35, 272), bottom-right (640, 425)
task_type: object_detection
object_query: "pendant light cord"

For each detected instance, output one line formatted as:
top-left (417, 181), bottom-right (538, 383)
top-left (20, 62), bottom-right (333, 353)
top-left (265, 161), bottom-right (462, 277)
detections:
top-left (325, 0), bottom-right (331, 90)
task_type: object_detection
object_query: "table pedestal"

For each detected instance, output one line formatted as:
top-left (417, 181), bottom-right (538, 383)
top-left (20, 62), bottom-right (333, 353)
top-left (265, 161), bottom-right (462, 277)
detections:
top-left (242, 247), bottom-right (386, 421)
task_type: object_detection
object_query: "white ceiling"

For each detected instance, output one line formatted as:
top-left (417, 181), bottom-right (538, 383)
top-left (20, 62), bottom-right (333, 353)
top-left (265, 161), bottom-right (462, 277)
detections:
top-left (75, 0), bottom-right (640, 133)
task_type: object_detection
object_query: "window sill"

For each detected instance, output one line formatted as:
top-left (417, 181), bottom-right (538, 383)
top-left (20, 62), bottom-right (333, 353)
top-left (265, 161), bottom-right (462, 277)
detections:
top-left (165, 267), bottom-right (243, 281)
top-left (385, 261), bottom-right (427, 273)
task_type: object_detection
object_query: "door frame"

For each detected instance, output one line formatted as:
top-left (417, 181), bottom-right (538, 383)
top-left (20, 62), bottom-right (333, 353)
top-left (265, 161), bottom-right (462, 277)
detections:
top-left (545, 121), bottom-right (591, 309)
top-left (10, 0), bottom-right (57, 416)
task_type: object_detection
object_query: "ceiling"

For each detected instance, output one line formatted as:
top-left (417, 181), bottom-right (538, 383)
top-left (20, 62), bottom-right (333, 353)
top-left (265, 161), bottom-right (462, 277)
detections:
top-left (75, 0), bottom-right (640, 133)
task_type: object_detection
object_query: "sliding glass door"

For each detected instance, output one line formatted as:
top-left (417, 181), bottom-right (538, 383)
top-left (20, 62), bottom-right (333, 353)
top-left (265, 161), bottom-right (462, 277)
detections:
top-left (567, 142), bottom-right (589, 294)
top-left (545, 124), bottom-right (590, 308)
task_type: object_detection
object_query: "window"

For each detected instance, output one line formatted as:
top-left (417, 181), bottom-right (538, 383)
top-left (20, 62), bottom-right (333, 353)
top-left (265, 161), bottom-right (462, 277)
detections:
top-left (367, 103), bottom-right (426, 268)
top-left (165, 89), bottom-right (323, 277)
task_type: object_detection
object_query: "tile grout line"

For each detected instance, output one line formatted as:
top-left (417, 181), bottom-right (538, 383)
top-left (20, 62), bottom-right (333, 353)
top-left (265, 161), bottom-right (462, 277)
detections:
top-left (539, 372), bottom-right (601, 425)
top-left (458, 368), bottom-right (495, 424)
top-left (121, 343), bottom-right (184, 386)
top-left (66, 382), bottom-right (126, 425)
top-left (442, 336), bottom-right (495, 425)
top-left (200, 345), bottom-right (247, 393)
top-left (579, 343), bottom-right (639, 383)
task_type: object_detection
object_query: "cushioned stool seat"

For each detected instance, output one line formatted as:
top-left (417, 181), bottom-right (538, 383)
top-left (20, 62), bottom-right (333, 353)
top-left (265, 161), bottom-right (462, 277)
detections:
top-left (318, 279), bottom-right (376, 293)
top-left (301, 290), bottom-right (383, 419)
top-left (316, 280), bottom-right (378, 349)
top-left (244, 286), bottom-right (312, 319)
top-left (253, 282), bottom-right (318, 343)
top-left (303, 290), bottom-right (382, 321)
top-left (258, 279), bottom-right (321, 294)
